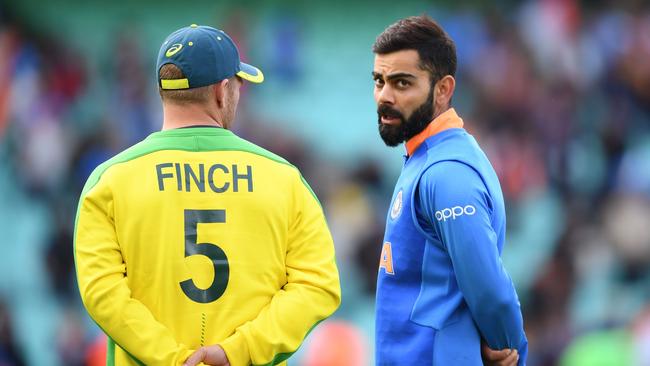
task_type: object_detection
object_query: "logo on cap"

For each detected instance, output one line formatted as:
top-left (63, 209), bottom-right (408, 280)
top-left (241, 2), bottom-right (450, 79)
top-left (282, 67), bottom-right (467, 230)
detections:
top-left (166, 43), bottom-right (183, 57)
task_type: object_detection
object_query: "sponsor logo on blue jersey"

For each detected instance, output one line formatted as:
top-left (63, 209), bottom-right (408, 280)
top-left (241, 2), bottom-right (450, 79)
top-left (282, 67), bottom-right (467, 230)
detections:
top-left (434, 205), bottom-right (476, 221)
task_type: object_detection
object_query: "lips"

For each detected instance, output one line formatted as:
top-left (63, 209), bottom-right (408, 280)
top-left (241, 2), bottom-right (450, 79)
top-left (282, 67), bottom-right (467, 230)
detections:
top-left (381, 115), bottom-right (400, 125)
top-left (378, 104), bottom-right (403, 125)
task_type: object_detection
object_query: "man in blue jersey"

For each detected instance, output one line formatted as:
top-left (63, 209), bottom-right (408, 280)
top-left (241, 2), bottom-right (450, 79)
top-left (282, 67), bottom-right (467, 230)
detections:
top-left (372, 16), bottom-right (528, 365)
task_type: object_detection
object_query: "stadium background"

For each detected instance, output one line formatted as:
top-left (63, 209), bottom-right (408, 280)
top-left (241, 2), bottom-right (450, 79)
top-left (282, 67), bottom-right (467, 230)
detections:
top-left (0, 0), bottom-right (649, 364)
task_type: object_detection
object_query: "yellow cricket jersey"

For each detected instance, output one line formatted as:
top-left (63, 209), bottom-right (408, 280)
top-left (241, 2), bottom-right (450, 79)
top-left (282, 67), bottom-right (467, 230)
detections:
top-left (74, 127), bottom-right (341, 366)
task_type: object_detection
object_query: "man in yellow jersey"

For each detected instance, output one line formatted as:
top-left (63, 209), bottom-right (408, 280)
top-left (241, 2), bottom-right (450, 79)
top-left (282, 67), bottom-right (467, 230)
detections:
top-left (74, 24), bottom-right (341, 366)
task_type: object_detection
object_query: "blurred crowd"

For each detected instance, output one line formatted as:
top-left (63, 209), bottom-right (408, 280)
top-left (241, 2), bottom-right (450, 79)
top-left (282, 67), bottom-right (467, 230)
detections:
top-left (1, 0), bottom-right (650, 365)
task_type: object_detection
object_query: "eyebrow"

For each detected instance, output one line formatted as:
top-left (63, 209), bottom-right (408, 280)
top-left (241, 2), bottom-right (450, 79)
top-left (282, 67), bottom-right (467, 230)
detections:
top-left (372, 72), bottom-right (417, 81)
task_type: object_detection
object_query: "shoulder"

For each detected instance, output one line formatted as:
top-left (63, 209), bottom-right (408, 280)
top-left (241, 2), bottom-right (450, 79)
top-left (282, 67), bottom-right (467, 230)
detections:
top-left (236, 138), bottom-right (320, 195)
top-left (226, 136), bottom-right (310, 191)
top-left (423, 129), bottom-right (484, 162)
top-left (80, 139), bottom-right (157, 198)
top-left (420, 160), bottom-right (484, 189)
top-left (231, 136), bottom-right (322, 204)
top-left (228, 135), bottom-right (295, 169)
top-left (418, 160), bottom-right (489, 205)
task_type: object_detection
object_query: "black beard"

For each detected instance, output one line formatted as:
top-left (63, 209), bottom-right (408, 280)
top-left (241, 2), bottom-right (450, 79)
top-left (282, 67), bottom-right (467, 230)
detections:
top-left (377, 87), bottom-right (435, 147)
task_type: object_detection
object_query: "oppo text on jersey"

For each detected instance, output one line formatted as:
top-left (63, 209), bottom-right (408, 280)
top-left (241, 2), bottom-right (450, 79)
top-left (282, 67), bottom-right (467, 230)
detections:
top-left (434, 205), bottom-right (476, 222)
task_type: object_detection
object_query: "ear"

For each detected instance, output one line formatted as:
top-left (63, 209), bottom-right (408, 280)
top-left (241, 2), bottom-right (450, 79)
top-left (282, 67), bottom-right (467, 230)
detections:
top-left (433, 75), bottom-right (455, 110)
top-left (213, 79), bottom-right (230, 108)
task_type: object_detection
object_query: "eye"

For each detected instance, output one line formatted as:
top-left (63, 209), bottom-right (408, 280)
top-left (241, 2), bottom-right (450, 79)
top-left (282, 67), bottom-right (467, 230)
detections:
top-left (395, 79), bottom-right (411, 89)
top-left (374, 77), bottom-right (385, 87)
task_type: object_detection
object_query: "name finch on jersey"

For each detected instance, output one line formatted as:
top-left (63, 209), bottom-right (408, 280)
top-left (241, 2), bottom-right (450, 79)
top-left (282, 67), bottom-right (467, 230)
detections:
top-left (156, 162), bottom-right (253, 193)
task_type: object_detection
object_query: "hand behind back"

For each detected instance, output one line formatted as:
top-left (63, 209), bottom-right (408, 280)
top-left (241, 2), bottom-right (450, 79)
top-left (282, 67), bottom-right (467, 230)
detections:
top-left (481, 342), bottom-right (519, 366)
top-left (183, 345), bottom-right (230, 366)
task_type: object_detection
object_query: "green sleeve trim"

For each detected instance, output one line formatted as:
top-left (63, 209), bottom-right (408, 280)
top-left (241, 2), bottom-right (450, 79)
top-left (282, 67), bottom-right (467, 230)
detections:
top-left (105, 336), bottom-right (144, 366)
top-left (105, 336), bottom-right (146, 366)
top-left (253, 319), bottom-right (325, 366)
top-left (106, 338), bottom-right (114, 366)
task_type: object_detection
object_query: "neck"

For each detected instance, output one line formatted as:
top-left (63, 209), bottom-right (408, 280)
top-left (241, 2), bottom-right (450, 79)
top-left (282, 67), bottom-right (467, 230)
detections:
top-left (161, 102), bottom-right (225, 130)
top-left (404, 107), bottom-right (463, 156)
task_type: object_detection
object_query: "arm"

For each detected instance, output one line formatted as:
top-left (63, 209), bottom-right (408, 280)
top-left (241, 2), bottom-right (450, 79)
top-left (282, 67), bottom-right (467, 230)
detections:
top-left (74, 177), bottom-right (194, 365)
top-left (417, 161), bottom-right (528, 361)
top-left (216, 174), bottom-right (341, 366)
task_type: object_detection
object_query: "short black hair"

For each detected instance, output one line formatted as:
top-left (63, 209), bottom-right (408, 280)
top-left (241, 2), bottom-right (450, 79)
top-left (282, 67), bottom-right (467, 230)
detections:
top-left (373, 15), bottom-right (457, 83)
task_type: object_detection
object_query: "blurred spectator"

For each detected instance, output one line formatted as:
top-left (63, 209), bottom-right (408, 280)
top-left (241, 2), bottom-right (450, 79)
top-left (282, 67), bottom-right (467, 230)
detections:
top-left (84, 334), bottom-right (106, 366)
top-left (559, 327), bottom-right (634, 366)
top-left (44, 212), bottom-right (76, 300)
top-left (109, 27), bottom-right (156, 146)
top-left (0, 301), bottom-right (25, 366)
top-left (56, 309), bottom-right (86, 366)
top-left (303, 321), bottom-right (368, 366)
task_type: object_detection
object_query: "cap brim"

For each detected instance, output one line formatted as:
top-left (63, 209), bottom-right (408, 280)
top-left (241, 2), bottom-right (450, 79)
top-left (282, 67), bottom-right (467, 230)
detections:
top-left (237, 62), bottom-right (264, 83)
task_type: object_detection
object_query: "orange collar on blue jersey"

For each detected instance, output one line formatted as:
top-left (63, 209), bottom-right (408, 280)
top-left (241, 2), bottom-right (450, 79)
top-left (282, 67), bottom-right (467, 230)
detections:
top-left (405, 107), bottom-right (464, 156)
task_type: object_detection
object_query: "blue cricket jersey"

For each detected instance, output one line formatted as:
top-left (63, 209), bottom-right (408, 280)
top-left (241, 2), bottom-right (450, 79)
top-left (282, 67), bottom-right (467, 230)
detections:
top-left (375, 109), bottom-right (528, 365)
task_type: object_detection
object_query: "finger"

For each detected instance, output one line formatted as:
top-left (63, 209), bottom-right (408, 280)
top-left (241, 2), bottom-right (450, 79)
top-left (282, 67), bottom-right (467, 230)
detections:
top-left (483, 347), bottom-right (512, 361)
top-left (183, 348), bottom-right (206, 366)
top-left (497, 349), bottom-right (518, 366)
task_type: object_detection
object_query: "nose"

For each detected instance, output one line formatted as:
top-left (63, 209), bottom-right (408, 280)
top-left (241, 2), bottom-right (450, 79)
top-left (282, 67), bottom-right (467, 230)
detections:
top-left (376, 84), bottom-right (395, 105)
